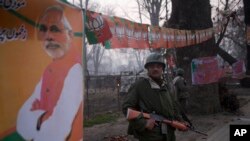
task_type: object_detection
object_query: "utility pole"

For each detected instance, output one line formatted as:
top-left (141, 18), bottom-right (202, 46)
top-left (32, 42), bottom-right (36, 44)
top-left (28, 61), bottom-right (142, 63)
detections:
top-left (80, 0), bottom-right (90, 118)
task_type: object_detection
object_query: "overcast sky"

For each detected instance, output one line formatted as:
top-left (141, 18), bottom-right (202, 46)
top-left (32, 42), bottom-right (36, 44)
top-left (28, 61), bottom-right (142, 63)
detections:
top-left (91, 0), bottom-right (149, 23)
top-left (84, 0), bottom-right (225, 25)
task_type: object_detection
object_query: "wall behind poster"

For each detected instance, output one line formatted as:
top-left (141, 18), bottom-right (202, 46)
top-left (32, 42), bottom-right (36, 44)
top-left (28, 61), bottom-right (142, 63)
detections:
top-left (0, 0), bottom-right (83, 139)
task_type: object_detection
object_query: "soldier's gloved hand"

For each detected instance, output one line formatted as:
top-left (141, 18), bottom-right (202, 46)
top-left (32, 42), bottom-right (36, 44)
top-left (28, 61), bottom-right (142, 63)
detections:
top-left (145, 119), bottom-right (158, 130)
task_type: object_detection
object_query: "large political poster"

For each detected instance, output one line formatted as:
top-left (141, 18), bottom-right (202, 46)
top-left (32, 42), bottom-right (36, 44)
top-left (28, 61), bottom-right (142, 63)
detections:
top-left (191, 57), bottom-right (221, 85)
top-left (0, 0), bottom-right (84, 140)
top-left (232, 60), bottom-right (246, 79)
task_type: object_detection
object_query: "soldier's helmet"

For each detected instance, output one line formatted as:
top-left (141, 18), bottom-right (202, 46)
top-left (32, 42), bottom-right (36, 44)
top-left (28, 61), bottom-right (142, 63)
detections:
top-left (176, 68), bottom-right (184, 76)
top-left (144, 52), bottom-right (166, 69)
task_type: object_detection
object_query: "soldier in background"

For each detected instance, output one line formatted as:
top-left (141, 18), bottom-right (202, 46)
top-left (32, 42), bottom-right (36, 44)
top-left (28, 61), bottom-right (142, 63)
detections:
top-left (173, 68), bottom-right (190, 113)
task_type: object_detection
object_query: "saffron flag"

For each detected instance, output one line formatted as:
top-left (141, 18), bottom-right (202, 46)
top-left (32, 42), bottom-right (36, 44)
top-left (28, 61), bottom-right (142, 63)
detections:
top-left (104, 17), bottom-right (149, 49)
top-left (195, 30), bottom-right (201, 44)
top-left (105, 16), bottom-right (128, 48)
top-left (186, 30), bottom-right (196, 46)
top-left (191, 57), bottom-right (221, 85)
top-left (175, 30), bottom-right (186, 48)
top-left (158, 27), bottom-right (166, 48)
top-left (200, 30), bottom-right (206, 43)
top-left (206, 28), bottom-right (213, 41)
top-left (166, 28), bottom-right (175, 48)
top-left (136, 23), bottom-right (150, 49)
top-left (148, 25), bottom-right (158, 48)
top-left (162, 28), bottom-right (168, 48)
top-left (126, 22), bottom-right (150, 49)
top-left (85, 11), bottom-right (112, 44)
top-left (125, 20), bottom-right (137, 48)
top-left (149, 25), bottom-right (165, 48)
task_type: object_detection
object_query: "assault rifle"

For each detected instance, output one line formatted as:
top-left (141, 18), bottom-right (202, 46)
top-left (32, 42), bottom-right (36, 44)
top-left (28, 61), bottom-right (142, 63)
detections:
top-left (126, 108), bottom-right (208, 136)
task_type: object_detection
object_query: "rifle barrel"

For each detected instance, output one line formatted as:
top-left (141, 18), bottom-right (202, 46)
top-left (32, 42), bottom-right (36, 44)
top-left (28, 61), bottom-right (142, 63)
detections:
top-left (190, 128), bottom-right (208, 136)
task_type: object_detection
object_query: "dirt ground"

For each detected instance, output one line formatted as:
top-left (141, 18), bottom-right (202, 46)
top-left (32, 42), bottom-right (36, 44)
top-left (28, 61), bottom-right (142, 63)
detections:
top-left (84, 88), bottom-right (250, 141)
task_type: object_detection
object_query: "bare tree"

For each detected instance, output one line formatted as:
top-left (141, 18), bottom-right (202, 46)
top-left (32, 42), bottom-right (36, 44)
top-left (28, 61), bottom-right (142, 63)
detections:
top-left (135, 0), bottom-right (171, 57)
top-left (212, 0), bottom-right (250, 88)
top-left (137, 0), bottom-right (165, 26)
top-left (216, 5), bottom-right (246, 60)
top-left (132, 49), bottom-right (149, 71)
top-left (91, 44), bottom-right (105, 75)
top-left (136, 0), bottom-right (143, 23)
top-left (210, 0), bottom-right (245, 65)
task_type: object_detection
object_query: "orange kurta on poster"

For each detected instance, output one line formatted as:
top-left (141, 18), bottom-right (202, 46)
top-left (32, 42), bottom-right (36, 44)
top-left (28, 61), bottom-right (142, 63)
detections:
top-left (0, 0), bottom-right (83, 140)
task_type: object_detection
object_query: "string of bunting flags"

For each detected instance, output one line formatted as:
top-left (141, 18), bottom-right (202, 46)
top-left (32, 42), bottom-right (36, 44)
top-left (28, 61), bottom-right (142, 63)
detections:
top-left (85, 10), bottom-right (247, 85)
top-left (85, 10), bottom-right (223, 49)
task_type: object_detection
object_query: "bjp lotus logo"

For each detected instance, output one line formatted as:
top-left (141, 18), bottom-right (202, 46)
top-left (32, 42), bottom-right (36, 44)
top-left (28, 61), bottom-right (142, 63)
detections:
top-left (85, 11), bottom-right (112, 44)
top-left (86, 15), bottom-right (104, 32)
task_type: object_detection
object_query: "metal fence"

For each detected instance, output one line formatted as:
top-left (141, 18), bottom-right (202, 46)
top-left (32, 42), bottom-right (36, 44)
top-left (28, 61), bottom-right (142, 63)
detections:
top-left (84, 75), bottom-right (123, 119)
top-left (83, 71), bottom-right (175, 119)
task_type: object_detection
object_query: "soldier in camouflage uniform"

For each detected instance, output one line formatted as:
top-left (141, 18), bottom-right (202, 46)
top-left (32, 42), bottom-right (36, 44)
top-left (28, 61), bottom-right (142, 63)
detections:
top-left (122, 53), bottom-right (187, 141)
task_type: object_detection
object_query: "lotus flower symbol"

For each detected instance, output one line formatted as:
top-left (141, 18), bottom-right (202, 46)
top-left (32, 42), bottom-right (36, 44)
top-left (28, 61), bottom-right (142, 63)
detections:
top-left (86, 15), bottom-right (104, 32)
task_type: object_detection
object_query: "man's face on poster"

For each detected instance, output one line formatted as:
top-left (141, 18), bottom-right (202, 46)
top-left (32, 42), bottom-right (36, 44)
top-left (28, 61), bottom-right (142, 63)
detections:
top-left (38, 9), bottom-right (72, 59)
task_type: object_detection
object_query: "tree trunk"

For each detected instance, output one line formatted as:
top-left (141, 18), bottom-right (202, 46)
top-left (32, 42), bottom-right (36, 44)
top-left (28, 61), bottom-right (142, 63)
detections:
top-left (243, 0), bottom-right (250, 73)
top-left (142, 0), bottom-right (163, 26)
top-left (166, 0), bottom-right (221, 114)
top-left (241, 0), bottom-right (250, 87)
